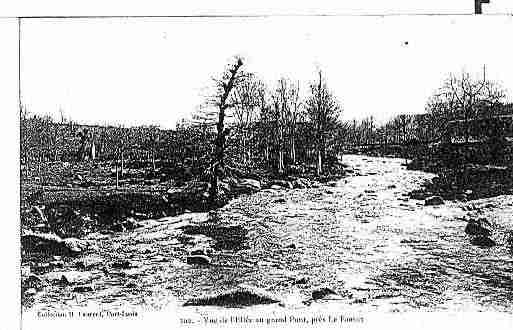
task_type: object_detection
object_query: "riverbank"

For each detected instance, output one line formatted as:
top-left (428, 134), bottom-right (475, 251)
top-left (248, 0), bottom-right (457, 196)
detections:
top-left (407, 159), bottom-right (513, 201)
top-left (21, 158), bottom-right (347, 238)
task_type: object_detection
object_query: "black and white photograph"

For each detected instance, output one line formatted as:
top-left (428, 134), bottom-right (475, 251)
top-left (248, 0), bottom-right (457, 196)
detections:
top-left (6, 1), bottom-right (513, 329)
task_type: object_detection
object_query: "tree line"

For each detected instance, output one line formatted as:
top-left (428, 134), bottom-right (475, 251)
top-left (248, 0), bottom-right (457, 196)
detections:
top-left (20, 59), bottom-right (512, 189)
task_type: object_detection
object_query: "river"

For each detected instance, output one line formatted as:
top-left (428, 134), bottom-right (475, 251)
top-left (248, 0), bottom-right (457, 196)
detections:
top-left (28, 155), bottom-right (513, 314)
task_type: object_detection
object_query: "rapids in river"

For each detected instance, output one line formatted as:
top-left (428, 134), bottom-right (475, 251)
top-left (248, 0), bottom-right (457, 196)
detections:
top-left (28, 155), bottom-right (513, 314)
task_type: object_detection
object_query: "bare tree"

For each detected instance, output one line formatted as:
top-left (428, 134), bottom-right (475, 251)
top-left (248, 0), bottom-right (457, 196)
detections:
top-left (269, 78), bottom-right (291, 173)
top-left (285, 80), bottom-right (303, 164)
top-left (109, 125), bottom-right (127, 188)
top-left (231, 73), bottom-right (262, 166)
top-left (207, 57), bottom-right (245, 205)
top-left (265, 77), bottom-right (304, 173)
top-left (427, 69), bottom-right (506, 143)
top-left (144, 125), bottom-right (160, 172)
top-left (257, 84), bottom-right (272, 165)
top-left (305, 70), bottom-right (342, 176)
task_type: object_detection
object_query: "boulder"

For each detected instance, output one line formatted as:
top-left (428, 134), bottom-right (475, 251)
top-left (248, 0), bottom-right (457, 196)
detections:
top-left (73, 285), bottom-right (94, 293)
top-left (465, 220), bottom-right (491, 237)
top-left (50, 260), bottom-right (64, 268)
top-left (123, 217), bottom-right (142, 230)
top-left (190, 248), bottom-right (209, 256)
top-left (76, 256), bottom-right (104, 270)
top-left (24, 288), bottom-right (37, 296)
top-left (183, 285), bottom-right (280, 307)
top-left (47, 271), bottom-right (97, 285)
top-left (312, 287), bottom-right (339, 300)
top-left (471, 235), bottom-right (496, 248)
top-left (409, 190), bottom-right (427, 200)
top-left (292, 178), bottom-right (310, 189)
top-left (62, 238), bottom-right (87, 254)
top-left (233, 179), bottom-right (261, 194)
top-left (167, 181), bottom-right (210, 202)
top-left (21, 232), bottom-right (82, 256)
top-left (111, 260), bottom-right (136, 269)
top-left (22, 274), bottom-right (46, 290)
top-left (271, 180), bottom-right (293, 189)
top-left (292, 277), bottom-right (308, 285)
top-left (186, 255), bottom-right (211, 266)
top-left (425, 196), bottom-right (444, 206)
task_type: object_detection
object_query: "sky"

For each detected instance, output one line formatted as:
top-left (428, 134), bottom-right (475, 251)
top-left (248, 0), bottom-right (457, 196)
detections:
top-left (20, 14), bottom-right (513, 128)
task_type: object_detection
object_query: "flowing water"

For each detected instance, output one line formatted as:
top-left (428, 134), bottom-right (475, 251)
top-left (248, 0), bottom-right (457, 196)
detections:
top-left (27, 155), bottom-right (513, 314)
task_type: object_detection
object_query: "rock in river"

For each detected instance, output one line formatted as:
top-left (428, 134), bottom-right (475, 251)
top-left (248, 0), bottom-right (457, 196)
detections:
top-left (22, 274), bottom-right (46, 290)
top-left (271, 180), bottom-right (293, 189)
top-left (183, 285), bottom-right (280, 307)
top-left (471, 235), bottom-right (496, 248)
top-left (62, 238), bottom-right (87, 254)
top-left (46, 271), bottom-right (98, 285)
top-left (465, 219), bottom-right (491, 237)
top-left (21, 232), bottom-right (84, 256)
top-left (73, 285), bottom-right (94, 293)
top-left (76, 256), bottom-right (104, 270)
top-left (425, 196), bottom-right (444, 206)
top-left (312, 287), bottom-right (340, 300)
top-left (233, 179), bottom-right (261, 194)
top-left (111, 260), bottom-right (137, 269)
top-left (292, 178), bottom-right (311, 189)
top-left (186, 255), bottom-right (211, 266)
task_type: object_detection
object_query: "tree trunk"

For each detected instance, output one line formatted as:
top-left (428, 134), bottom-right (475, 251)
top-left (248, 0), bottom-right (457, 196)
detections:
top-left (152, 152), bottom-right (156, 172)
top-left (291, 134), bottom-right (296, 164)
top-left (91, 142), bottom-right (96, 161)
top-left (115, 158), bottom-right (119, 189)
top-left (121, 150), bottom-right (124, 178)
top-left (242, 131), bottom-right (247, 165)
top-left (278, 150), bottom-right (284, 174)
top-left (278, 128), bottom-right (284, 173)
top-left (316, 148), bottom-right (322, 176)
top-left (246, 130), bottom-right (252, 165)
top-left (210, 119), bottom-right (226, 205)
top-left (209, 58), bottom-right (243, 206)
